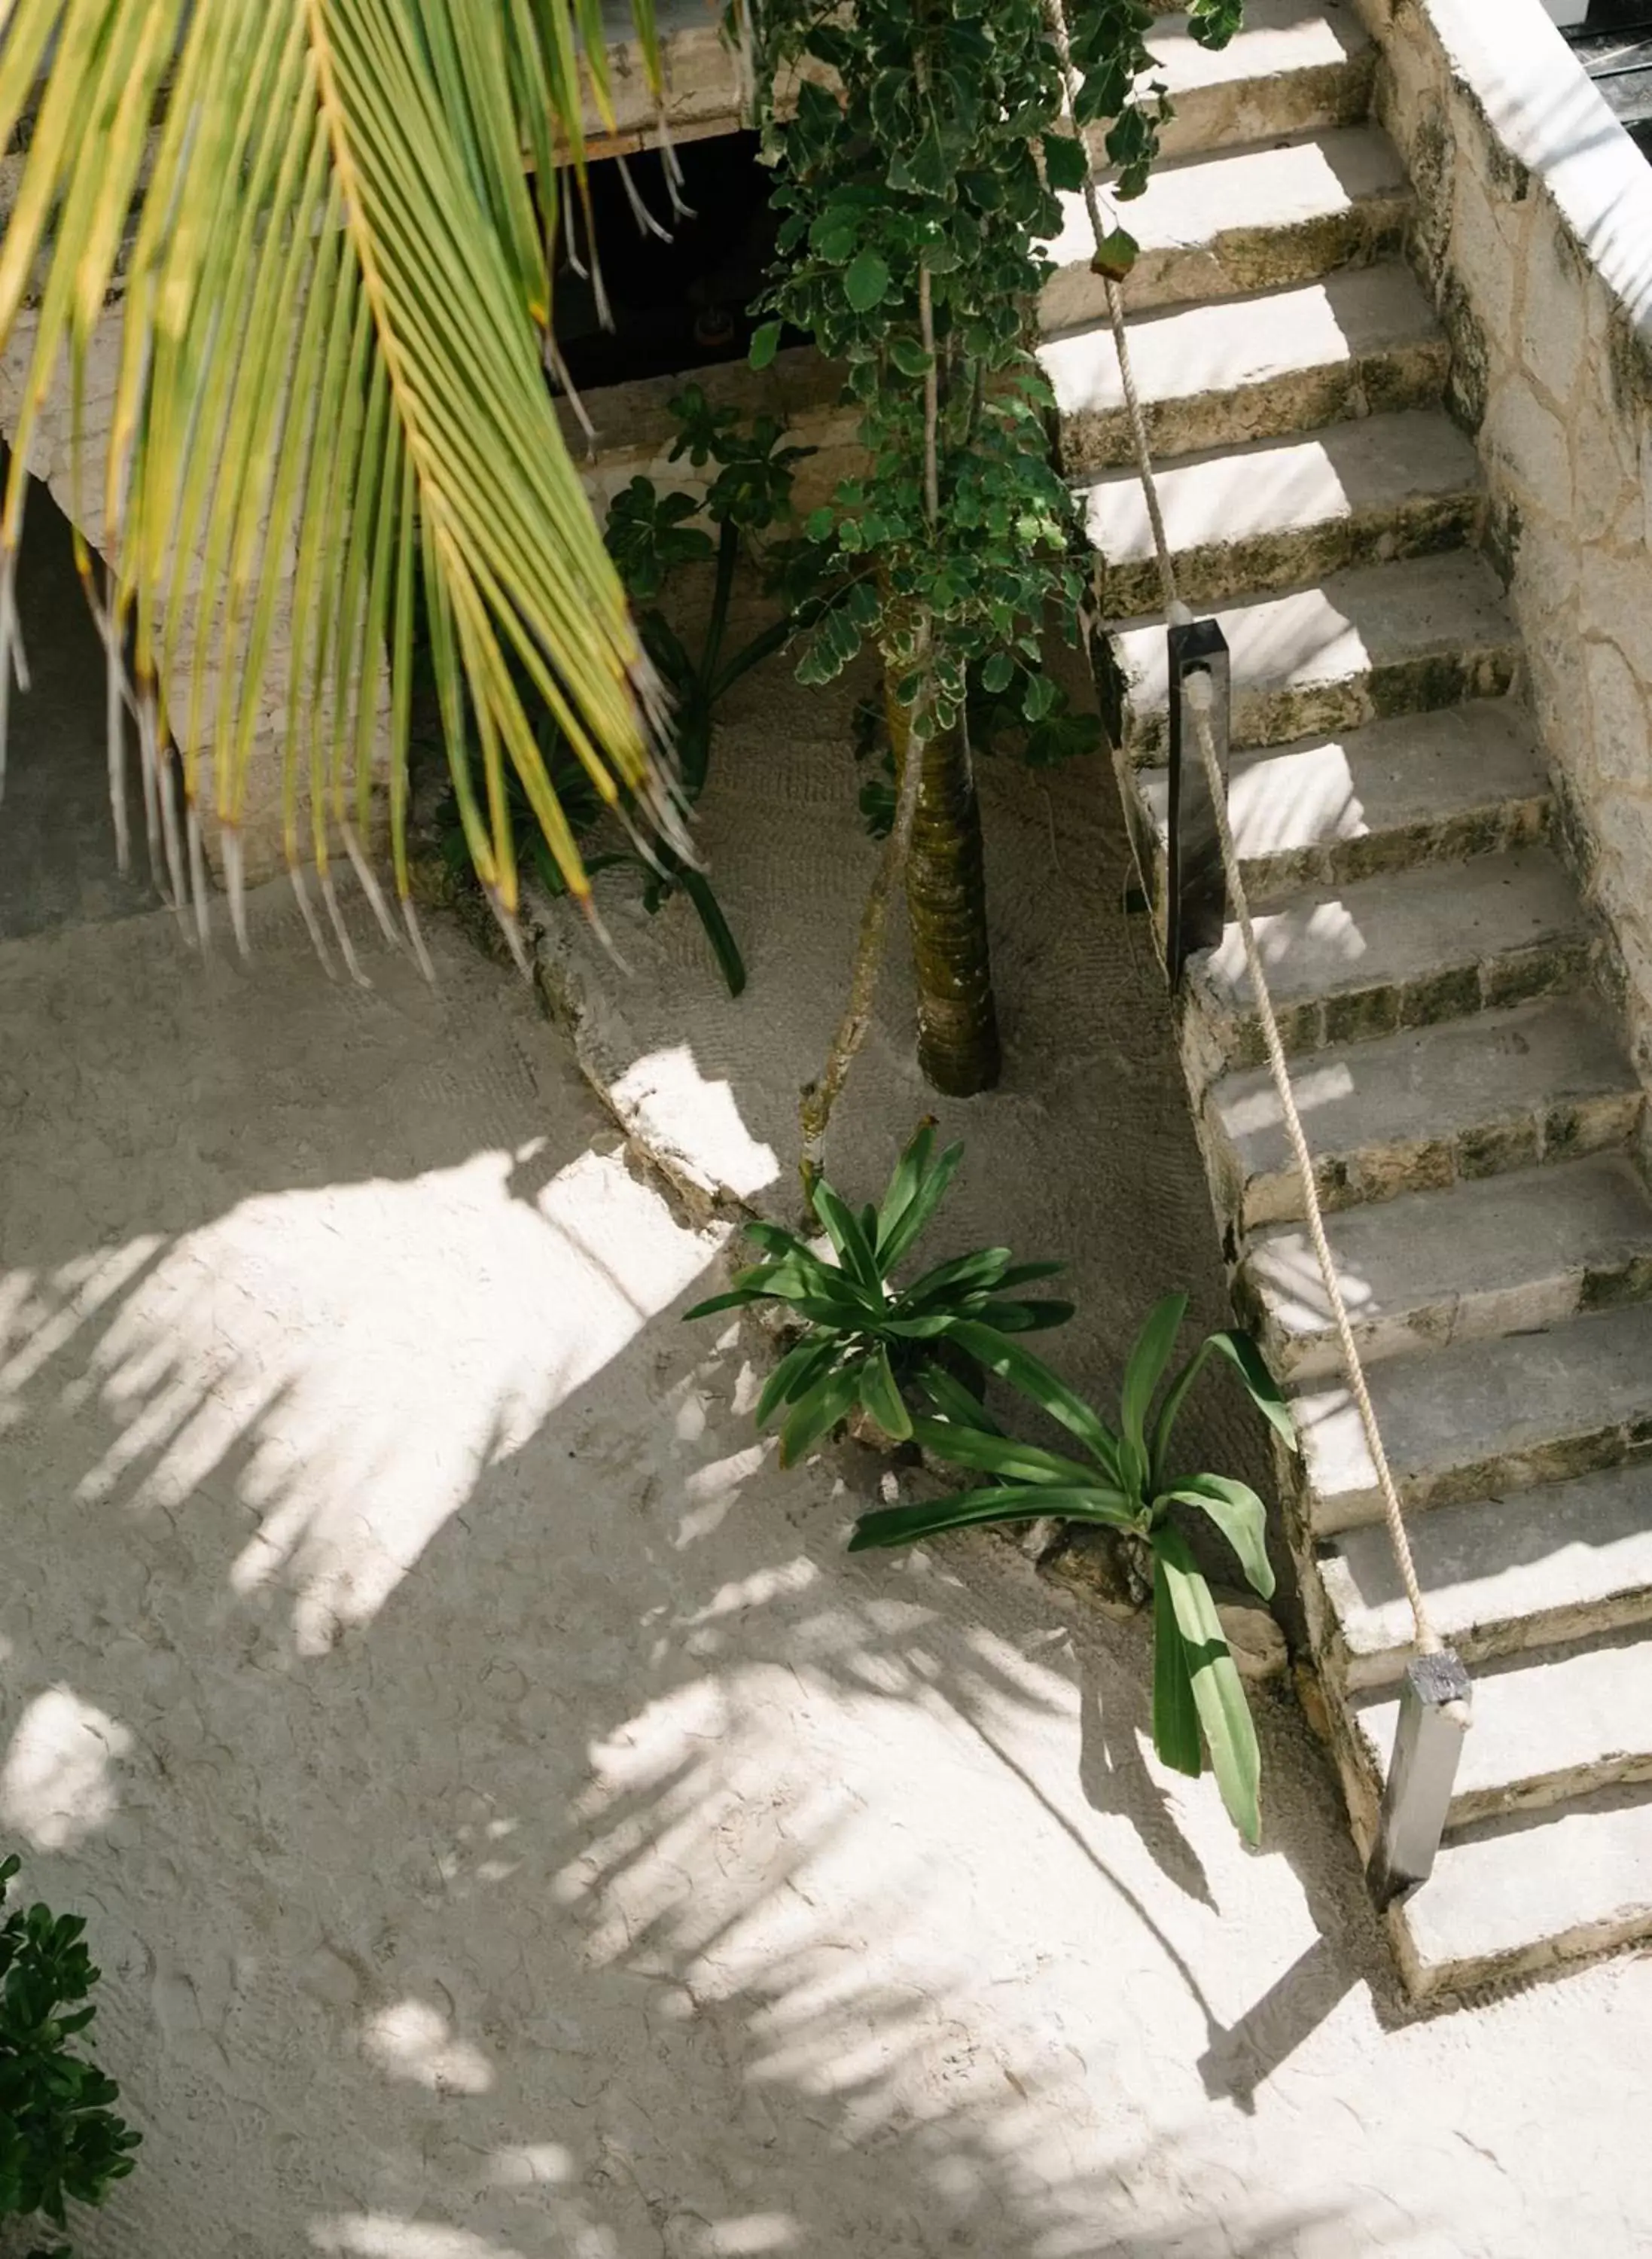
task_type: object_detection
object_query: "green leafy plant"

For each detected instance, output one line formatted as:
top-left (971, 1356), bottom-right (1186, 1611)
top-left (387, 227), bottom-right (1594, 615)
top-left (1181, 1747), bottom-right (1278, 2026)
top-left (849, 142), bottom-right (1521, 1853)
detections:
top-left (0, 1853), bottom-right (139, 2257)
top-left (745, 0), bottom-right (1100, 1102)
top-left (436, 386), bottom-right (818, 993)
top-left (739, 0), bottom-right (1246, 1128)
top-left (596, 385), bottom-right (828, 992)
top-left (848, 1292), bottom-right (1296, 1843)
top-left (1065, 1), bottom-right (1246, 203)
top-left (852, 667), bottom-right (1103, 840)
top-left (684, 1122), bottom-right (1072, 1463)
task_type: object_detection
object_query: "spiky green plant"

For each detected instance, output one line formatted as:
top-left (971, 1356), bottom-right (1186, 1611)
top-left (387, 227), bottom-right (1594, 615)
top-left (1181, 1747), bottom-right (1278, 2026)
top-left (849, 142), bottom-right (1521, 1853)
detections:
top-left (849, 1292), bottom-right (1296, 1843)
top-left (685, 1121), bottom-right (1072, 1463)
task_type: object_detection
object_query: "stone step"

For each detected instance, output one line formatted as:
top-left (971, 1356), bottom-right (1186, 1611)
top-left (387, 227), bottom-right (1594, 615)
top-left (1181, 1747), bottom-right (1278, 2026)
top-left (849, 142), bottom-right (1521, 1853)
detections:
top-left (1316, 1461), bottom-right (1652, 1691)
top-left (1242, 1154), bottom-right (1652, 1382)
top-left (1187, 846), bottom-right (1593, 1077)
top-left (1135, 702), bottom-right (1549, 900)
top-left (1112, 551), bottom-right (1521, 765)
top-left (1117, 2), bottom-right (1374, 166)
top-left (1046, 264), bottom-right (1447, 477)
top-left (1042, 125), bottom-right (1411, 333)
top-left (1387, 1781), bottom-right (1652, 1999)
top-left (1082, 411), bottom-right (1484, 616)
top-left (1350, 1627), bottom-right (1652, 1829)
top-left (1296, 1297), bottom-right (1652, 1536)
top-left (1204, 995), bottom-right (1642, 1234)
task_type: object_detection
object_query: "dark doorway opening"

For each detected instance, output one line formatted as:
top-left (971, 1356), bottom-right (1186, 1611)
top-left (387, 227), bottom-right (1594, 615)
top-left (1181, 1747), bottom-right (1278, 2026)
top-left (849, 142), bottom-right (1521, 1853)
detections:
top-left (1565, 5), bottom-right (1652, 160)
top-left (552, 130), bottom-right (800, 393)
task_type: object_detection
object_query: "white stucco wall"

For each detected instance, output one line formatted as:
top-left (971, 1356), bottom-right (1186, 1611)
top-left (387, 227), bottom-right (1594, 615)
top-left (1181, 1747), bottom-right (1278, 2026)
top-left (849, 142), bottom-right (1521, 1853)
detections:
top-left (1355, 0), bottom-right (1652, 1082)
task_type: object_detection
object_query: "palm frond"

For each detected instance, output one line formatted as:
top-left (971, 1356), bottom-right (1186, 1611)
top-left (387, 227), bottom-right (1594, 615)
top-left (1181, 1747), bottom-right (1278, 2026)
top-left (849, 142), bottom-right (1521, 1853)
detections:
top-left (0, 0), bottom-right (682, 952)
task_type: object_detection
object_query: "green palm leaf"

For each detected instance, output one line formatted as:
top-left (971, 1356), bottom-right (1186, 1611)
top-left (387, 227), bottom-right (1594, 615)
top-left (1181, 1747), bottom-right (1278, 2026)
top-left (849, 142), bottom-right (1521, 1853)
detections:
top-left (0, 0), bottom-right (674, 945)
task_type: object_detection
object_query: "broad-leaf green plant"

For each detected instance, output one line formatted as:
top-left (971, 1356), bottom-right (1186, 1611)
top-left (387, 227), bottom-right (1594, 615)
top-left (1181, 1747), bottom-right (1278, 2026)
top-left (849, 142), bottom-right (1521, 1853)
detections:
top-left (848, 1291), bottom-right (1296, 1843)
top-left (0, 1853), bottom-right (139, 2257)
top-left (684, 1122), bottom-right (1072, 1463)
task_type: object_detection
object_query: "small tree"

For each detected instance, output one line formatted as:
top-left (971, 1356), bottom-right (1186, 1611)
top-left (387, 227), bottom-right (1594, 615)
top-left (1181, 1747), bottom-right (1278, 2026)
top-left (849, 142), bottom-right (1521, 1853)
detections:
top-left (751, 0), bottom-right (1085, 1105)
top-left (742, 0), bottom-right (1243, 1144)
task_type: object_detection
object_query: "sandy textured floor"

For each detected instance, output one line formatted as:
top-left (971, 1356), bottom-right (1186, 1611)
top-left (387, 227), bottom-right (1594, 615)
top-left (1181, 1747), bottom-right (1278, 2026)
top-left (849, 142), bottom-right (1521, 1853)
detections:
top-left (3, 551), bottom-right (1652, 2256)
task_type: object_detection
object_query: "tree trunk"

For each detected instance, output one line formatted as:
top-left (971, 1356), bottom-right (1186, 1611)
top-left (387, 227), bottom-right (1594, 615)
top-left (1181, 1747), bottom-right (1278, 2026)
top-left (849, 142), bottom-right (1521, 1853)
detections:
top-left (885, 669), bottom-right (1001, 1096)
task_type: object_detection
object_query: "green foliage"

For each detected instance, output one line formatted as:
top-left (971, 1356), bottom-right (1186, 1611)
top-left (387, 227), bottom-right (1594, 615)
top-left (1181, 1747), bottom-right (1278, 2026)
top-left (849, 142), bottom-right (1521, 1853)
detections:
top-left (1066, 1), bottom-right (1245, 197)
top-left (2, 0), bottom-right (678, 922)
top-left (436, 387), bottom-right (819, 995)
top-left (851, 664), bottom-right (1102, 841)
top-left (748, 0), bottom-right (1093, 739)
top-left (746, 0), bottom-right (1241, 741)
top-left (605, 483), bottom-right (715, 602)
top-left (684, 1122), bottom-right (1073, 1462)
top-left (0, 1854), bottom-right (139, 2256)
top-left (848, 1291), bottom-right (1295, 1843)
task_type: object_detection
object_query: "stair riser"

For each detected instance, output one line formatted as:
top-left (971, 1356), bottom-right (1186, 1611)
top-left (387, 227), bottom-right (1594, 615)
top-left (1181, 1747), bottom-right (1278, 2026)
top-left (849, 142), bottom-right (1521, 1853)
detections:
top-left (1212, 1084), bottom-right (1644, 1236)
top-left (1187, 933), bottom-right (1596, 1083)
top-left (1056, 332), bottom-right (1449, 477)
top-left (1306, 1422), bottom-right (1652, 1540)
top-left (1130, 764), bottom-right (1549, 902)
top-left (1307, 1562), bottom-right (1652, 1700)
top-left (1084, 52), bottom-right (1374, 169)
top-left (1321, 1660), bottom-right (1652, 1874)
top-left (1388, 1739), bottom-right (1652, 1832)
top-left (1391, 1886), bottom-right (1652, 2003)
top-left (1240, 793), bottom-right (1550, 902)
top-left (1124, 642), bottom-right (1521, 766)
top-left (1041, 194), bottom-right (1410, 331)
top-left (1238, 1248), bottom-right (1652, 1385)
top-left (1096, 491), bottom-right (1481, 619)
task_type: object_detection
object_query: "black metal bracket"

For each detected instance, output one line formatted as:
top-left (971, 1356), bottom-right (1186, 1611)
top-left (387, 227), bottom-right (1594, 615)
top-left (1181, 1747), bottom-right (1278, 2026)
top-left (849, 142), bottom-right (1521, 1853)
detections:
top-left (1164, 616), bottom-right (1231, 986)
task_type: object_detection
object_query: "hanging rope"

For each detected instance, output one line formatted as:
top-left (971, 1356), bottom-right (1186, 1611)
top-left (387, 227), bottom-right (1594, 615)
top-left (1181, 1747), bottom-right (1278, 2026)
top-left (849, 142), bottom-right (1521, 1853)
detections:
top-left (1044, 0), bottom-right (1441, 1658)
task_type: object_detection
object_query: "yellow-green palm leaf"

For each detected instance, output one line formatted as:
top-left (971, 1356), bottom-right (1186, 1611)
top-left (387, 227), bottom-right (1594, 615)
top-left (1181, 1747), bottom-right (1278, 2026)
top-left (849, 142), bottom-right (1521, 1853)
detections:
top-left (0, 0), bottom-right (681, 952)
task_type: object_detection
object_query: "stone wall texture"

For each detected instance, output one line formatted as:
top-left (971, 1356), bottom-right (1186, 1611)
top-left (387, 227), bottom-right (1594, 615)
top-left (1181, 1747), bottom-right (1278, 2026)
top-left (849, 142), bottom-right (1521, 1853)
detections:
top-left (1355, 0), bottom-right (1652, 1084)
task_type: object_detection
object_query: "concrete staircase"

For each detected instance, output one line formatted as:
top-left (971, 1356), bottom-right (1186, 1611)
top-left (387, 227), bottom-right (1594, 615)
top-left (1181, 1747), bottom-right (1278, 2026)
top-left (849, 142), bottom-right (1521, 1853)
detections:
top-left (1046, 2), bottom-right (1652, 1998)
